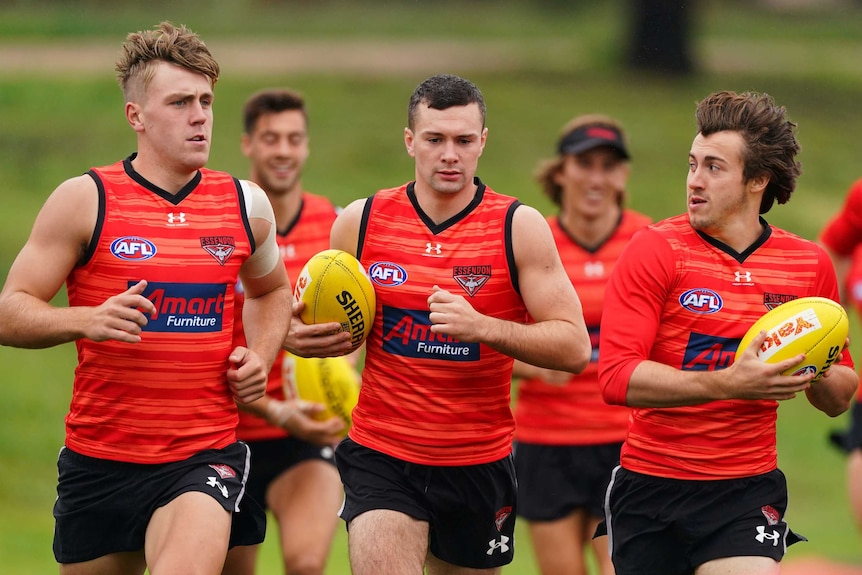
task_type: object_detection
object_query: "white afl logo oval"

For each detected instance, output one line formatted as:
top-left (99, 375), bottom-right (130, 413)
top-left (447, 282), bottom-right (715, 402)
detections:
top-left (111, 236), bottom-right (157, 261)
top-left (369, 262), bottom-right (407, 287)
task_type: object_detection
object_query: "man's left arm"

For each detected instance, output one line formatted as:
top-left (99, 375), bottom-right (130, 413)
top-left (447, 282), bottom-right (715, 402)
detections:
top-left (230, 181), bottom-right (293, 403)
top-left (428, 205), bottom-right (591, 373)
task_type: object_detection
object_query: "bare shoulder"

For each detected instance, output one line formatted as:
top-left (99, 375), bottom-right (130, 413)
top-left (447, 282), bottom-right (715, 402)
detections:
top-left (37, 174), bottom-right (100, 240)
top-left (338, 197), bottom-right (368, 219)
top-left (330, 198), bottom-right (369, 255)
top-left (511, 204), bottom-right (556, 259)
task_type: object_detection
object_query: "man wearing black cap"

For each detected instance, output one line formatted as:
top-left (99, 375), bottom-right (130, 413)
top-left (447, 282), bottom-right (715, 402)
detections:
top-left (512, 114), bottom-right (652, 575)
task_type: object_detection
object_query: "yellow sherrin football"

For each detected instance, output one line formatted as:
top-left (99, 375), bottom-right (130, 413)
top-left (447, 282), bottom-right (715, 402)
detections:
top-left (735, 296), bottom-right (848, 382)
top-left (293, 249), bottom-right (376, 351)
top-left (282, 353), bottom-right (360, 436)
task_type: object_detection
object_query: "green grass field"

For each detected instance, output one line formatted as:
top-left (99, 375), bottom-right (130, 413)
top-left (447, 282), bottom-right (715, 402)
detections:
top-left (2, 1), bottom-right (862, 573)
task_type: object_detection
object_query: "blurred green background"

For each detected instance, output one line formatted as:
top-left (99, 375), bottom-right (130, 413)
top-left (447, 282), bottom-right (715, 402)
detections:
top-left (2, 1), bottom-right (862, 573)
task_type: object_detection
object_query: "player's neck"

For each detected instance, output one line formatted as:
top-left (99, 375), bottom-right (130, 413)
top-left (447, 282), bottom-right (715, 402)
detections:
top-left (130, 154), bottom-right (199, 196)
top-left (559, 204), bottom-right (621, 249)
top-left (699, 216), bottom-right (765, 254)
top-left (412, 181), bottom-right (477, 225)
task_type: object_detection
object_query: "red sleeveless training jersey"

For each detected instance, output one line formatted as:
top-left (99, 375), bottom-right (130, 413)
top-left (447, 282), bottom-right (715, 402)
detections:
top-left (233, 193), bottom-right (338, 441)
top-left (514, 210), bottom-right (651, 445)
top-left (65, 157), bottom-right (253, 464)
top-left (351, 180), bottom-right (528, 465)
top-left (599, 214), bottom-right (854, 480)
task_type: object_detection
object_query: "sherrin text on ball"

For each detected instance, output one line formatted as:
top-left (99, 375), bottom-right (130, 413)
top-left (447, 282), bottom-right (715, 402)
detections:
top-left (293, 249), bottom-right (376, 350)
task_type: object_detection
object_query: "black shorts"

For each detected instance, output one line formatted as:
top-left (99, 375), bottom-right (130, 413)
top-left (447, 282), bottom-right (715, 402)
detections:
top-left (829, 400), bottom-right (862, 453)
top-left (335, 437), bottom-right (517, 569)
top-left (53, 442), bottom-right (266, 564)
top-left (514, 441), bottom-right (621, 521)
top-left (244, 435), bottom-right (335, 509)
top-left (597, 466), bottom-right (805, 575)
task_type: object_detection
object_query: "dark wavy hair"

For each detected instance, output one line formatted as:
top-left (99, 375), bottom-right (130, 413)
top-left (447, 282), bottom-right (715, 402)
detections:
top-left (242, 88), bottom-right (306, 134)
top-left (695, 91), bottom-right (801, 214)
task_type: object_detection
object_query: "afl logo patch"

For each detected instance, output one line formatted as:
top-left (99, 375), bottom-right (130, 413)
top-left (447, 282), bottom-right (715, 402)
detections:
top-left (369, 262), bottom-right (407, 287)
top-left (679, 288), bottom-right (723, 314)
top-left (111, 236), bottom-right (156, 261)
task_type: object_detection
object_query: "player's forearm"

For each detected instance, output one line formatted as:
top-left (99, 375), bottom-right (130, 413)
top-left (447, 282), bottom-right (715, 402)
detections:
top-left (624, 360), bottom-right (730, 407)
top-left (484, 317), bottom-right (590, 374)
top-left (806, 364), bottom-right (857, 417)
top-left (0, 292), bottom-right (85, 348)
top-left (241, 286), bottom-right (292, 372)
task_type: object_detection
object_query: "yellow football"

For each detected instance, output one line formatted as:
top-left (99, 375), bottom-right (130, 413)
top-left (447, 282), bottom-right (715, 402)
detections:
top-left (735, 296), bottom-right (848, 382)
top-left (282, 353), bottom-right (360, 435)
top-left (293, 249), bottom-right (376, 350)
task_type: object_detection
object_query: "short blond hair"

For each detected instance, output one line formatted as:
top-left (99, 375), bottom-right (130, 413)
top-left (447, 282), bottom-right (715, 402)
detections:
top-left (115, 21), bottom-right (219, 102)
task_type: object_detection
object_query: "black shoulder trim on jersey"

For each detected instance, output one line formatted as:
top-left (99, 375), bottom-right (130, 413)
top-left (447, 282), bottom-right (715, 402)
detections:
top-left (80, 169), bottom-right (106, 267)
top-left (234, 177), bottom-right (256, 253)
top-left (506, 200), bottom-right (522, 296)
top-left (356, 194), bottom-right (375, 261)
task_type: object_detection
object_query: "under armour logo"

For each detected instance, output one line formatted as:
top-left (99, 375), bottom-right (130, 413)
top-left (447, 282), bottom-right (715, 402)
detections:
top-left (206, 477), bottom-right (229, 498)
top-left (487, 535), bottom-right (510, 555)
top-left (755, 525), bottom-right (779, 546)
top-left (584, 261), bottom-right (605, 277)
top-left (735, 271), bottom-right (751, 283)
top-left (167, 212), bottom-right (186, 224)
top-left (425, 242), bottom-right (442, 255)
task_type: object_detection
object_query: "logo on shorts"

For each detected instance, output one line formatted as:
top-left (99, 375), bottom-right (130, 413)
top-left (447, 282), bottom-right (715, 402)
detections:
top-left (209, 464), bottom-right (236, 479)
top-left (755, 525), bottom-right (780, 546)
top-left (761, 505), bottom-right (780, 525)
top-left (494, 506), bottom-right (512, 531)
top-left (206, 477), bottom-right (229, 498)
top-left (487, 535), bottom-right (510, 555)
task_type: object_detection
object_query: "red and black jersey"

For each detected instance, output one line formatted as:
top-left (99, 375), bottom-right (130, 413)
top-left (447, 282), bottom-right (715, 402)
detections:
top-left (66, 156), bottom-right (252, 464)
top-left (351, 179), bottom-right (527, 465)
top-left (514, 210), bottom-right (651, 445)
top-left (599, 214), bottom-right (853, 479)
top-left (233, 193), bottom-right (339, 441)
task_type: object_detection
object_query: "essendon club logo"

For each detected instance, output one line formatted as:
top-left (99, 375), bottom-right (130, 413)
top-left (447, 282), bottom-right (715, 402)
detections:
top-left (763, 292), bottom-right (797, 311)
top-left (200, 236), bottom-right (236, 266)
top-left (453, 265), bottom-right (491, 297)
